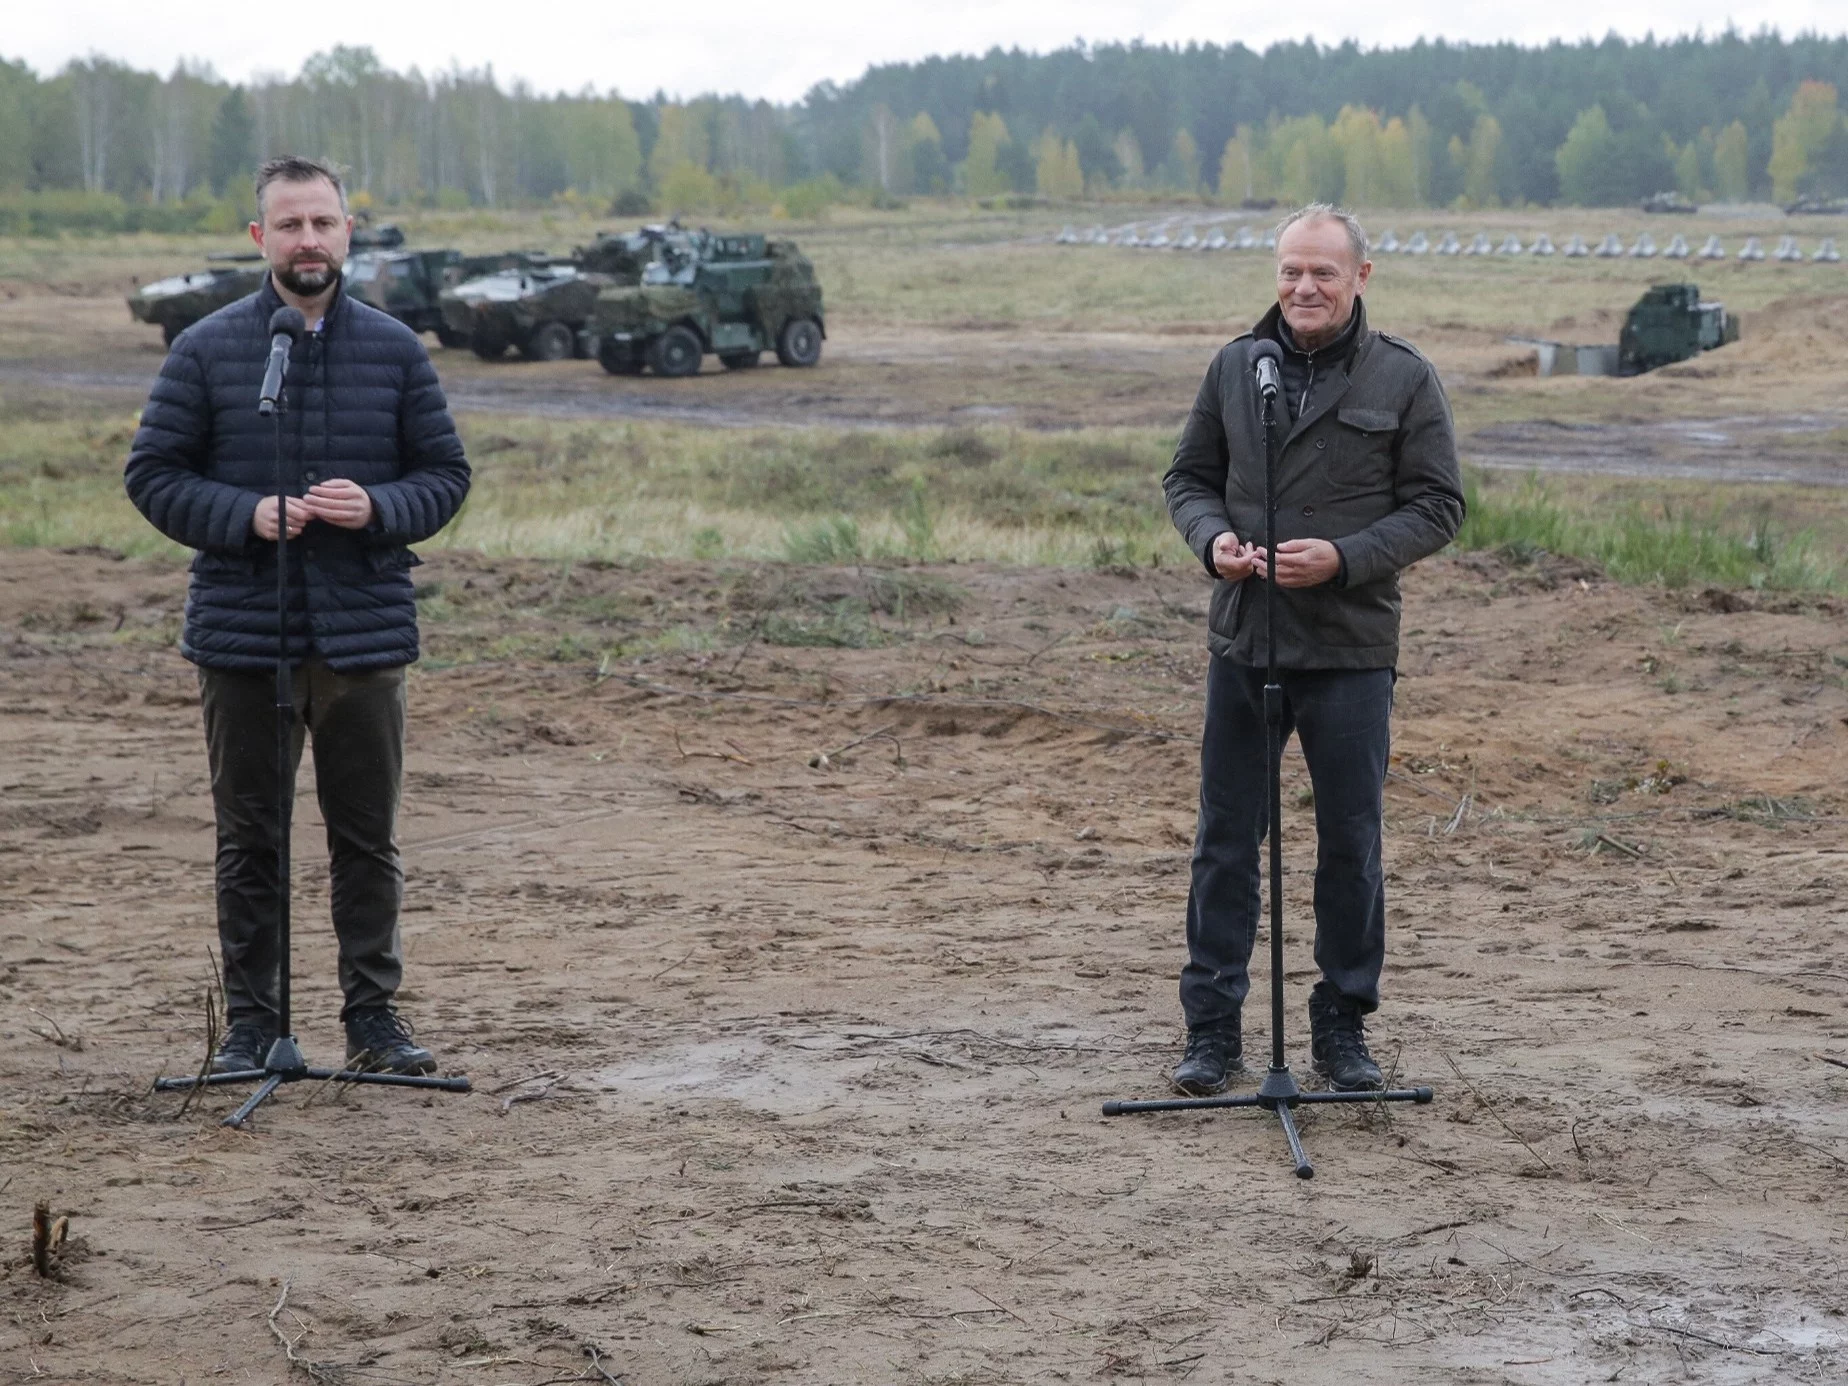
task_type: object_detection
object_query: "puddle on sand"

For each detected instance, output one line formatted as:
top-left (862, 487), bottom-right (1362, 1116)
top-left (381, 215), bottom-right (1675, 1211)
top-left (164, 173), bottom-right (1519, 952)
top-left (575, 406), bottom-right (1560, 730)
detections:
top-left (595, 1035), bottom-right (870, 1111)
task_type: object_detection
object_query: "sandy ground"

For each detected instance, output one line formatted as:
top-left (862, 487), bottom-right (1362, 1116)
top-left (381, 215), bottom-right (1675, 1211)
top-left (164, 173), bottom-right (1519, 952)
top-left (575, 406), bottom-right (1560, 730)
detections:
top-left (2, 547), bottom-right (1845, 1384)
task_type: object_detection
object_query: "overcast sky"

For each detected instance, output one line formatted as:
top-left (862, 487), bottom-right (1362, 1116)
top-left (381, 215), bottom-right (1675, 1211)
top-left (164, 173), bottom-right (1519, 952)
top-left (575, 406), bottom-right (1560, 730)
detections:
top-left (10, 2), bottom-right (1846, 102)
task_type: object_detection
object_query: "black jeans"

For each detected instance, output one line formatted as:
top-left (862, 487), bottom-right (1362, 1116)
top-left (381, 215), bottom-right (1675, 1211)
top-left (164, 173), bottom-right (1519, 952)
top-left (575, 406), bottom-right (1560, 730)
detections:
top-left (1181, 657), bottom-right (1394, 1028)
top-left (199, 660), bottom-right (406, 1027)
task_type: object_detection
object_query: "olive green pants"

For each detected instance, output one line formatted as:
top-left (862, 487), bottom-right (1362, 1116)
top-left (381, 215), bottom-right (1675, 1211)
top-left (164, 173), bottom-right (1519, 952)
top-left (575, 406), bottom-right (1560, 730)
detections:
top-left (198, 660), bottom-right (406, 1027)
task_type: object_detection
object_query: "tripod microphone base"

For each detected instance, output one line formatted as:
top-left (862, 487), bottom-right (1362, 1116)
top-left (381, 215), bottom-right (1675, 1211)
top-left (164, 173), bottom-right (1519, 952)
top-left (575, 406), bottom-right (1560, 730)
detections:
top-left (1103, 1067), bottom-right (1435, 1179)
top-left (154, 1054), bottom-right (472, 1128)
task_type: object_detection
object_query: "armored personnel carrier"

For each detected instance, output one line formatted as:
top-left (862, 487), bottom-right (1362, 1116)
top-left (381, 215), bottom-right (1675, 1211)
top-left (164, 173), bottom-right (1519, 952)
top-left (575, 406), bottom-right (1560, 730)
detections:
top-left (128, 257), bottom-right (265, 345)
top-left (344, 247), bottom-right (532, 346)
top-left (586, 233), bottom-right (825, 378)
top-left (438, 228), bottom-right (656, 361)
top-left (130, 223), bottom-right (464, 346)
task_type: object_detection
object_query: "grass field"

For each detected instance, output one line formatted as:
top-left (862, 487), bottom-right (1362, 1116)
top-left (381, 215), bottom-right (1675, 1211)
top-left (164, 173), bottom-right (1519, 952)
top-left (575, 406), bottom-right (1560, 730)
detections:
top-left (1, 199), bottom-right (1845, 589)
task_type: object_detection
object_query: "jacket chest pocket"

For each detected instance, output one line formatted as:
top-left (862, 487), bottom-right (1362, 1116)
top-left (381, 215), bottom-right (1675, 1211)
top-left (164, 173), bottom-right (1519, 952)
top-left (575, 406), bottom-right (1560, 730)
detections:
top-left (1327, 407), bottom-right (1398, 490)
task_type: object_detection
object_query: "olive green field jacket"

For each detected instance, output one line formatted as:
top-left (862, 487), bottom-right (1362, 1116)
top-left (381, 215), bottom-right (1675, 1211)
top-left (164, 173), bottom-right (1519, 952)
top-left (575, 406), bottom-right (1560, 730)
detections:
top-left (1162, 301), bottom-right (1465, 669)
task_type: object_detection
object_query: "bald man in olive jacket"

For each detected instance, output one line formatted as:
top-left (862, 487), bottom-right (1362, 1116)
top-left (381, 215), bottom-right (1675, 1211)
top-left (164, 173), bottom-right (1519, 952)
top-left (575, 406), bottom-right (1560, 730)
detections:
top-left (1161, 205), bottom-right (1464, 1096)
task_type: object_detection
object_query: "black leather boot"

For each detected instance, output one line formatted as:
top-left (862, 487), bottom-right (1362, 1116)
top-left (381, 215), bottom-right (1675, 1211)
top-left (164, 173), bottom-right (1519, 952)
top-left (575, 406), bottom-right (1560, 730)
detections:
top-left (344, 1006), bottom-right (437, 1075)
top-left (211, 1018), bottom-right (277, 1074)
top-left (1170, 1015), bottom-right (1243, 1096)
top-left (1308, 989), bottom-right (1383, 1091)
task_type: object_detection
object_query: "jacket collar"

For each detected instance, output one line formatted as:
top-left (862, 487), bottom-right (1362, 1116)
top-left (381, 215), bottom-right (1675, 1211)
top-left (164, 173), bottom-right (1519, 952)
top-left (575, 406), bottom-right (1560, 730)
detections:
top-left (1253, 298), bottom-right (1374, 444)
top-left (1254, 297), bottom-right (1369, 361)
top-left (257, 272), bottom-right (346, 335)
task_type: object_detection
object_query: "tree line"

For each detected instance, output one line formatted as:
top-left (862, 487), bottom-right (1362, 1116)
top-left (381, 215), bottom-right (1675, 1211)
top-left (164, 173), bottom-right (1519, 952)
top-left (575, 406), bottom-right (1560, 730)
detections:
top-left (1, 32), bottom-right (1846, 230)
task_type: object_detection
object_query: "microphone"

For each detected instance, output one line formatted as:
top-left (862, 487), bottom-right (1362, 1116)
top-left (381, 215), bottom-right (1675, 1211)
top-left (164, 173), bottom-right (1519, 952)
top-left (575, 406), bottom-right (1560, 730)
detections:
top-left (1251, 339), bottom-right (1282, 403)
top-left (258, 307), bottom-right (306, 417)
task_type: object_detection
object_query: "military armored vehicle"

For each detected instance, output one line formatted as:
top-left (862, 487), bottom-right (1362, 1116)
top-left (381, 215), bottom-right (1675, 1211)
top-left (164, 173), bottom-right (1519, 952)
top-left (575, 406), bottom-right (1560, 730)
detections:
top-left (1786, 196), bottom-right (1848, 216)
top-left (1515, 282), bottom-right (1737, 377)
top-left (587, 232), bottom-right (825, 378)
top-left (1641, 191), bottom-right (1696, 215)
top-left (1618, 283), bottom-right (1738, 375)
top-left (344, 247), bottom-right (533, 346)
top-left (438, 228), bottom-right (657, 362)
top-left (130, 222), bottom-right (454, 346)
top-left (129, 257), bottom-right (265, 345)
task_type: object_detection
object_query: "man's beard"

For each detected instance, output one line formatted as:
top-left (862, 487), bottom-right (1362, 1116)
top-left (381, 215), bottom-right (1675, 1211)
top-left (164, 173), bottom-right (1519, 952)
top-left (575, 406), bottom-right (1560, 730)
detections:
top-left (274, 255), bottom-right (341, 297)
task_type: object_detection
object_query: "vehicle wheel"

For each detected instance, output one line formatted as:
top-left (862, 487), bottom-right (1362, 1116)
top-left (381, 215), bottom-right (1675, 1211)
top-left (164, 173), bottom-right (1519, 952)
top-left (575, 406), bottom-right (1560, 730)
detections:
top-left (719, 351), bottom-right (761, 371)
top-left (598, 340), bottom-right (645, 376)
top-left (775, 318), bottom-right (822, 368)
top-left (161, 322), bottom-right (180, 347)
top-left (471, 332), bottom-right (510, 361)
top-left (522, 321), bottom-right (574, 362)
top-left (648, 325), bottom-right (704, 378)
top-left (435, 327), bottom-right (469, 350)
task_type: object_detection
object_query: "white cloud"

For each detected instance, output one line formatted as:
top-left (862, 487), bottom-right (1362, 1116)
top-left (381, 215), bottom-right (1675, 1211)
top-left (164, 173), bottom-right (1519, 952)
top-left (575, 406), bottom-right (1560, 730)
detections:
top-left (8, 1), bottom-right (1846, 101)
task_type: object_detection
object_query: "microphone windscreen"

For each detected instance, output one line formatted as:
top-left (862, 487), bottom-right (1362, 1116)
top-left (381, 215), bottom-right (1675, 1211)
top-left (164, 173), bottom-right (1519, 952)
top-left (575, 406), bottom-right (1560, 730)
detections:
top-left (268, 306), bottom-right (306, 342)
top-left (1250, 339), bottom-right (1282, 367)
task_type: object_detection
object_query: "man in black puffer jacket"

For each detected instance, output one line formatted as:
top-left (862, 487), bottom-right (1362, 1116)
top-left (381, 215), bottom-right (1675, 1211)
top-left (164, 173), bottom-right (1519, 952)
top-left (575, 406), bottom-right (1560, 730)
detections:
top-left (125, 156), bottom-right (470, 1077)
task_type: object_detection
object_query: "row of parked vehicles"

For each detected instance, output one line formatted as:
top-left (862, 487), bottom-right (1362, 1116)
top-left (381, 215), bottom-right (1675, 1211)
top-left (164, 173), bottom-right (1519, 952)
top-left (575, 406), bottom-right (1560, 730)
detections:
top-left (127, 221), bottom-right (827, 379)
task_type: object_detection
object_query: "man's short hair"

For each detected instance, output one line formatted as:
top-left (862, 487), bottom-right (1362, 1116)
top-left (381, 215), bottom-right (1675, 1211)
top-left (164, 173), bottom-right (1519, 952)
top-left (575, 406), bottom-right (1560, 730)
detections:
top-left (1274, 204), bottom-right (1369, 266)
top-left (254, 155), bottom-right (348, 222)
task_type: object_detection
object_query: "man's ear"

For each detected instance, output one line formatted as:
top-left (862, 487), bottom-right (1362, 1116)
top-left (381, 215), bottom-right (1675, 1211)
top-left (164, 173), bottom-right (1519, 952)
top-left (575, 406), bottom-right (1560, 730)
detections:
top-left (249, 220), bottom-right (264, 250)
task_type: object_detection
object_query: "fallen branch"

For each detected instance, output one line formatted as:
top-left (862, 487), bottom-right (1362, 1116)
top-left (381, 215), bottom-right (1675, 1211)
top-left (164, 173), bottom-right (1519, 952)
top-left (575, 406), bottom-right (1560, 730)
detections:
top-left (267, 1281), bottom-right (343, 1383)
top-left (809, 723), bottom-right (902, 771)
top-left (1817, 1053), bottom-right (1848, 1072)
top-left (1592, 832), bottom-right (1645, 858)
top-left (1440, 1052), bottom-right (1555, 1172)
top-left (583, 1341), bottom-right (625, 1384)
top-left (174, 952), bottom-right (224, 1121)
top-left (27, 1007), bottom-right (81, 1052)
top-left (501, 1075), bottom-right (563, 1116)
top-left (672, 727), bottom-right (753, 765)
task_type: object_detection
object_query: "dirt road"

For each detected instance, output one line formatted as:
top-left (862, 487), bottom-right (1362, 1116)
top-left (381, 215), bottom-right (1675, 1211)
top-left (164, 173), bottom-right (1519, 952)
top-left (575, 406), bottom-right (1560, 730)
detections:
top-left (3, 548), bottom-right (1845, 1383)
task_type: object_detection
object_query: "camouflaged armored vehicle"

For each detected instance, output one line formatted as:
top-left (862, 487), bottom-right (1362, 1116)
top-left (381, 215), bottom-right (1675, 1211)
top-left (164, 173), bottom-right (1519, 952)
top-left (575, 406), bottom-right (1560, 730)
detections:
top-left (1617, 283), bottom-right (1738, 375)
top-left (437, 229), bottom-right (654, 361)
top-left (131, 223), bottom-right (442, 346)
top-left (129, 256), bottom-right (265, 345)
top-left (586, 232), bottom-right (824, 377)
top-left (345, 247), bottom-right (534, 347)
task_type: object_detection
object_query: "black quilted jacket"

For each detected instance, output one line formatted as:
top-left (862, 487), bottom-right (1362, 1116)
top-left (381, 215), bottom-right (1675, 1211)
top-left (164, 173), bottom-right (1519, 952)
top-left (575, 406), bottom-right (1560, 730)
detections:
top-left (125, 277), bottom-right (470, 672)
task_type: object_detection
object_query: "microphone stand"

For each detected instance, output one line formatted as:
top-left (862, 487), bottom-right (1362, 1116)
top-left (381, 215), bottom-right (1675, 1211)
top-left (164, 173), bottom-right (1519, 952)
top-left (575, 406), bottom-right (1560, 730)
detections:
top-left (1102, 353), bottom-right (1432, 1179)
top-left (155, 322), bottom-right (470, 1127)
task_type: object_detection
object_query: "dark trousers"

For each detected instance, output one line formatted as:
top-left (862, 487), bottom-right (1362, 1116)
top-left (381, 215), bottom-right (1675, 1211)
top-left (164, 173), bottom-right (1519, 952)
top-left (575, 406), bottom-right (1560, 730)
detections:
top-left (1181, 657), bottom-right (1393, 1028)
top-left (199, 659), bottom-right (407, 1027)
